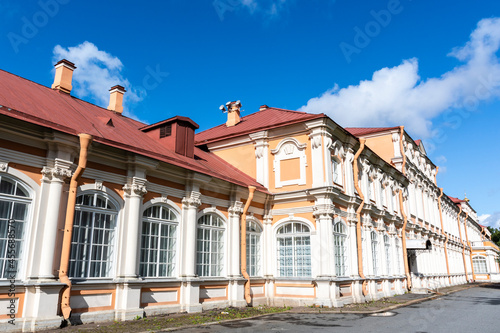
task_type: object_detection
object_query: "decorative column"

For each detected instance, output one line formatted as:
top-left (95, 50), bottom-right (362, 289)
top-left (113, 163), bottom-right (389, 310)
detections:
top-left (313, 204), bottom-right (335, 307)
top-left (181, 191), bottom-right (201, 278)
top-left (228, 201), bottom-right (244, 278)
top-left (308, 128), bottom-right (326, 187)
top-left (35, 161), bottom-right (72, 279)
top-left (180, 190), bottom-right (202, 313)
top-left (250, 131), bottom-right (269, 188)
top-left (120, 177), bottom-right (147, 278)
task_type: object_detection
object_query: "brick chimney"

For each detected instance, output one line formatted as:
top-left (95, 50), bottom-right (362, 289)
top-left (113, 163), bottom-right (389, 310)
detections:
top-left (107, 85), bottom-right (126, 114)
top-left (226, 100), bottom-right (242, 127)
top-left (52, 59), bottom-right (76, 94)
top-left (140, 116), bottom-right (199, 158)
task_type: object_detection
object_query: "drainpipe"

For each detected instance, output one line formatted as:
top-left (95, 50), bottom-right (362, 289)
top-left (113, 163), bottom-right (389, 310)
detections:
top-left (241, 186), bottom-right (256, 305)
top-left (399, 126), bottom-right (406, 176)
top-left (463, 211), bottom-right (475, 281)
top-left (456, 205), bottom-right (469, 283)
top-left (59, 134), bottom-right (93, 320)
top-left (398, 190), bottom-right (412, 290)
top-left (397, 126), bottom-right (411, 289)
top-left (437, 188), bottom-right (451, 284)
top-left (352, 139), bottom-right (368, 296)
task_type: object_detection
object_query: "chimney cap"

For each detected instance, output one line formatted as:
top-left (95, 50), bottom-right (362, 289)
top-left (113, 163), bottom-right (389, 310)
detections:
top-left (54, 59), bottom-right (76, 70)
top-left (110, 85), bottom-right (126, 93)
top-left (259, 104), bottom-right (268, 110)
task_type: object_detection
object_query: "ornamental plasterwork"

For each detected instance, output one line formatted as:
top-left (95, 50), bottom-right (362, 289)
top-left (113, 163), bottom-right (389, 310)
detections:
top-left (41, 165), bottom-right (72, 182)
top-left (123, 178), bottom-right (148, 196)
top-left (182, 191), bottom-right (201, 208)
top-left (0, 161), bottom-right (8, 172)
top-left (95, 180), bottom-right (103, 190)
top-left (312, 204), bottom-right (335, 219)
top-left (228, 201), bottom-right (244, 216)
top-left (272, 137), bottom-right (307, 188)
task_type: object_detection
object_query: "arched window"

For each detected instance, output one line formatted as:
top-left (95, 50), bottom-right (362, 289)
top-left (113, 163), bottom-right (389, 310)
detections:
top-left (0, 175), bottom-right (31, 279)
top-left (276, 222), bottom-right (311, 277)
top-left (246, 220), bottom-right (262, 277)
top-left (196, 214), bottom-right (225, 277)
top-left (332, 157), bottom-right (342, 186)
top-left (333, 221), bottom-right (347, 276)
top-left (140, 205), bottom-right (178, 277)
top-left (384, 235), bottom-right (391, 275)
top-left (472, 256), bottom-right (487, 273)
top-left (371, 231), bottom-right (379, 276)
top-left (69, 192), bottom-right (118, 278)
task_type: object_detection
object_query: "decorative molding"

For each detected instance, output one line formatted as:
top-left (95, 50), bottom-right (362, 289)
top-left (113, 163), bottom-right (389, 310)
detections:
top-left (41, 165), bottom-right (72, 182)
top-left (0, 161), bottom-right (9, 172)
top-left (123, 177), bottom-right (148, 197)
top-left (182, 191), bottom-right (201, 208)
top-left (312, 204), bottom-right (335, 219)
top-left (228, 201), bottom-right (244, 217)
top-left (95, 180), bottom-right (104, 191)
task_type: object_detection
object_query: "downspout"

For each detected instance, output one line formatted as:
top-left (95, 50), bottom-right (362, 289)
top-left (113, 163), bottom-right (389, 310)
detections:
top-left (397, 126), bottom-right (411, 289)
top-left (353, 139), bottom-right (368, 296)
top-left (399, 190), bottom-right (411, 290)
top-left (241, 186), bottom-right (256, 305)
top-left (463, 211), bottom-right (475, 281)
top-left (437, 188), bottom-right (451, 284)
top-left (59, 134), bottom-right (93, 320)
top-left (399, 126), bottom-right (406, 176)
top-left (456, 205), bottom-right (469, 282)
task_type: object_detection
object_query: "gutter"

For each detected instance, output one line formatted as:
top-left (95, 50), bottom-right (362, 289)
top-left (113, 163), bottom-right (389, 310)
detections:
top-left (437, 187), bottom-right (451, 284)
top-left (241, 186), bottom-right (256, 305)
top-left (352, 139), bottom-right (368, 296)
top-left (59, 133), bottom-right (92, 320)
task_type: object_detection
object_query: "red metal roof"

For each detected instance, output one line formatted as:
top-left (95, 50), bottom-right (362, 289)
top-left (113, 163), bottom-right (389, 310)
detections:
top-left (414, 139), bottom-right (421, 146)
top-left (195, 107), bottom-right (325, 145)
top-left (447, 195), bottom-right (464, 204)
top-left (0, 68), bottom-right (267, 193)
top-left (345, 127), bottom-right (400, 137)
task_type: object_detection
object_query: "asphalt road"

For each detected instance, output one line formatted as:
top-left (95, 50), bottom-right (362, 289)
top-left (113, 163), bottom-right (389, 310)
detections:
top-left (174, 284), bottom-right (500, 333)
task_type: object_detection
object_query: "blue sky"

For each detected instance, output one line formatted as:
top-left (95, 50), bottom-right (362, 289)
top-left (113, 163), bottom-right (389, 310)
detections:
top-left (1, 0), bottom-right (499, 226)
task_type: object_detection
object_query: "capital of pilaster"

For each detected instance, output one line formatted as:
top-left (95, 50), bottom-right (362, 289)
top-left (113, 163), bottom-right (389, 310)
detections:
top-left (312, 204), bottom-right (335, 220)
top-left (263, 214), bottom-right (273, 225)
top-left (228, 201), bottom-right (244, 217)
top-left (123, 177), bottom-right (148, 197)
top-left (41, 166), bottom-right (73, 182)
top-left (182, 191), bottom-right (201, 208)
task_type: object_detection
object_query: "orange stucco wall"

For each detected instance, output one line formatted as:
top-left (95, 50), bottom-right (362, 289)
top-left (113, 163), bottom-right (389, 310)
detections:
top-left (213, 143), bottom-right (257, 179)
top-left (365, 134), bottom-right (395, 165)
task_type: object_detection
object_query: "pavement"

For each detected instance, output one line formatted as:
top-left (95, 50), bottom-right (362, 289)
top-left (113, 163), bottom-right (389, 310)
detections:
top-left (39, 282), bottom-right (490, 333)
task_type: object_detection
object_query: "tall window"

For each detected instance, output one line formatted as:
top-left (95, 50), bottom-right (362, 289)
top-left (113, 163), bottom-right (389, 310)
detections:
top-left (140, 205), bottom-right (178, 277)
top-left (384, 235), bottom-right (391, 275)
top-left (371, 231), bottom-right (379, 276)
top-left (276, 222), bottom-right (311, 277)
top-left (69, 192), bottom-right (117, 278)
top-left (395, 238), bottom-right (402, 274)
top-left (333, 221), bottom-right (347, 276)
top-left (196, 214), bottom-right (225, 277)
top-left (332, 157), bottom-right (342, 185)
top-left (472, 256), bottom-right (487, 273)
top-left (246, 220), bottom-right (262, 276)
top-left (0, 175), bottom-right (31, 279)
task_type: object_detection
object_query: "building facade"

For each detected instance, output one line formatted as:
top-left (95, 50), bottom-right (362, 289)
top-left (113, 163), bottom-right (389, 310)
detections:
top-left (0, 61), bottom-right (498, 331)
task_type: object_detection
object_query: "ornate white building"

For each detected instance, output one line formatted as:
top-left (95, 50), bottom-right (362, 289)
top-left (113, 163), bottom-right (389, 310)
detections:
top-left (0, 60), bottom-right (498, 331)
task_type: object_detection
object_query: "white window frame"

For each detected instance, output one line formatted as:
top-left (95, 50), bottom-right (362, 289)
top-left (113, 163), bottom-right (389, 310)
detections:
top-left (196, 213), bottom-right (226, 277)
top-left (69, 191), bottom-right (118, 279)
top-left (246, 219), bottom-right (262, 277)
top-left (371, 231), bottom-right (379, 276)
top-left (384, 234), bottom-right (391, 276)
top-left (271, 138), bottom-right (307, 188)
top-left (0, 174), bottom-right (33, 280)
top-left (472, 255), bottom-right (488, 273)
top-left (276, 221), bottom-right (312, 277)
top-left (140, 204), bottom-right (179, 278)
top-left (333, 220), bottom-right (348, 277)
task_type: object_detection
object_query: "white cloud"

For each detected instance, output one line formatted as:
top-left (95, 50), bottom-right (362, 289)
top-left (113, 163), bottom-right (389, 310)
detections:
top-left (300, 18), bottom-right (500, 138)
top-left (52, 41), bottom-right (143, 119)
top-left (479, 212), bottom-right (500, 228)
